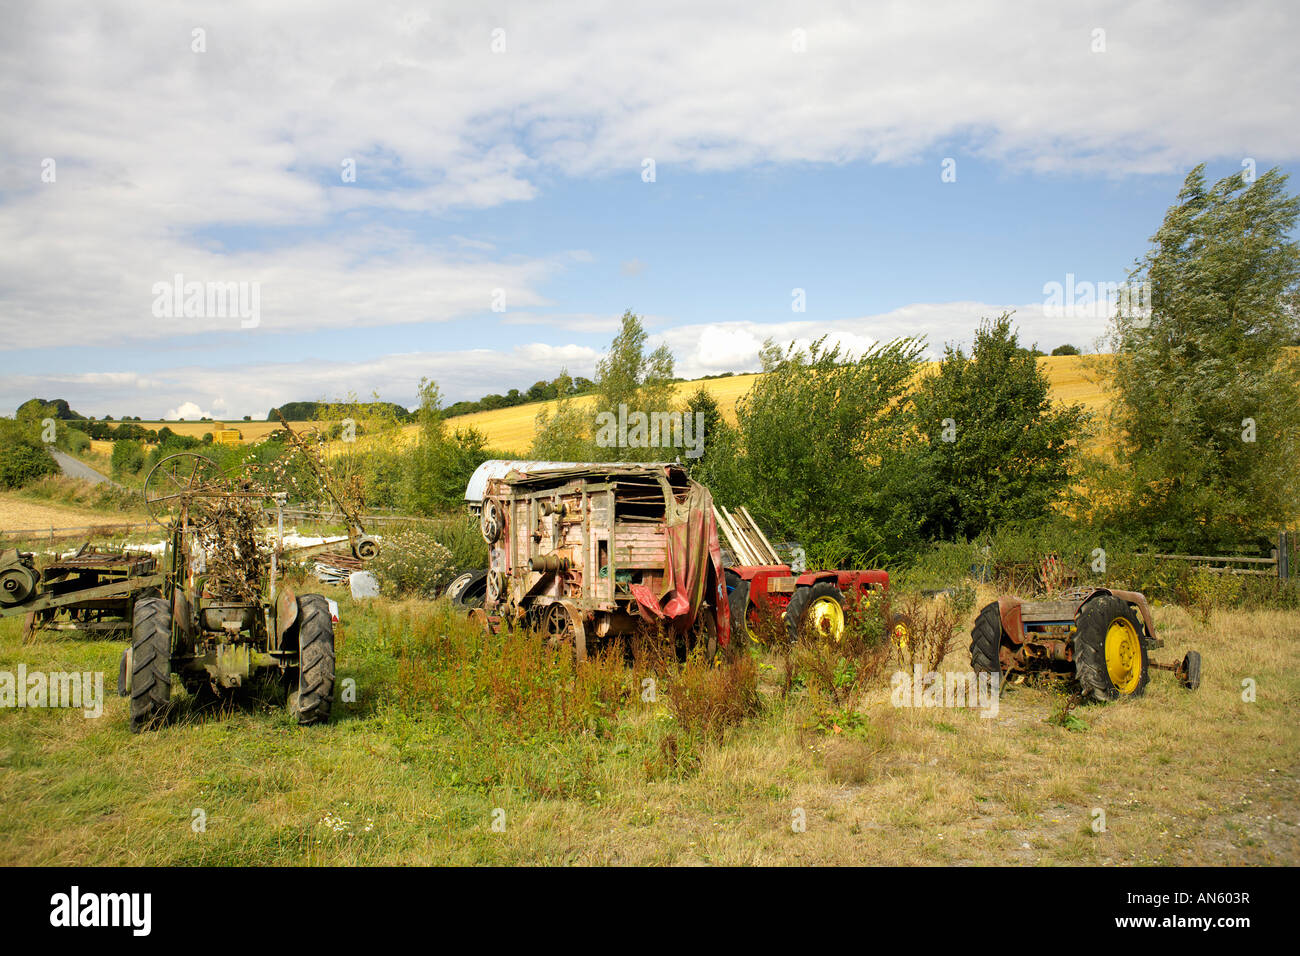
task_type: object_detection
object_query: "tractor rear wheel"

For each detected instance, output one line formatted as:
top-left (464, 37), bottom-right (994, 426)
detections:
top-left (687, 606), bottom-right (718, 661)
top-left (128, 595), bottom-right (172, 733)
top-left (786, 582), bottom-right (847, 644)
top-left (969, 601), bottom-right (1004, 677)
top-left (293, 594), bottom-right (335, 725)
top-left (1074, 595), bottom-right (1149, 702)
top-left (724, 570), bottom-right (756, 652)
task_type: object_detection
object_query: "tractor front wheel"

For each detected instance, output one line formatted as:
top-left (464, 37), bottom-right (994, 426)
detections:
top-left (1074, 595), bottom-right (1149, 702)
top-left (293, 594), bottom-right (336, 725)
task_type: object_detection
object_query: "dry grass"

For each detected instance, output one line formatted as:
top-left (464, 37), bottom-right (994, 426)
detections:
top-left (0, 578), bottom-right (1294, 866)
top-left (100, 420), bottom-right (313, 444)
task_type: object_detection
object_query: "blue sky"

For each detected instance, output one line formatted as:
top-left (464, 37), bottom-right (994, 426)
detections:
top-left (2, 0), bottom-right (1296, 419)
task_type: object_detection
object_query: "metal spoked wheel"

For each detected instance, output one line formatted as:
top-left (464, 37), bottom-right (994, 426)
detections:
top-left (542, 602), bottom-right (587, 662)
top-left (143, 452), bottom-right (224, 531)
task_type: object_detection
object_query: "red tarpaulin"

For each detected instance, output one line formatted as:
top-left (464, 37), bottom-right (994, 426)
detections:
top-left (629, 480), bottom-right (731, 647)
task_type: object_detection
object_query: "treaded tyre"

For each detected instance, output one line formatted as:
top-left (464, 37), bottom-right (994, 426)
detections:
top-left (294, 594), bottom-right (336, 725)
top-left (723, 570), bottom-right (752, 654)
top-left (970, 601), bottom-right (1004, 676)
top-left (1074, 594), bottom-right (1149, 702)
top-left (785, 581), bottom-right (847, 644)
top-left (129, 595), bottom-right (172, 733)
top-left (446, 569), bottom-right (489, 609)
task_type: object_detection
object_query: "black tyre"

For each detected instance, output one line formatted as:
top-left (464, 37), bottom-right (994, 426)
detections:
top-left (129, 595), bottom-right (172, 733)
top-left (294, 594), bottom-right (335, 725)
top-left (724, 570), bottom-right (752, 653)
top-left (1074, 594), bottom-right (1149, 702)
top-left (1179, 650), bottom-right (1202, 691)
top-left (785, 581), bottom-right (847, 644)
top-left (970, 601), bottom-right (1004, 676)
top-left (687, 605), bottom-right (719, 662)
top-left (446, 569), bottom-right (489, 609)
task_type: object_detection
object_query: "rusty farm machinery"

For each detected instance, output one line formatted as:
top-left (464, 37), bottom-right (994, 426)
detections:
top-left (971, 587), bottom-right (1202, 701)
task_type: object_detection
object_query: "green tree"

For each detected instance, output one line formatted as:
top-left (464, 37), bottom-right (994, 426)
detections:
top-left (734, 336), bottom-right (925, 566)
top-left (591, 309), bottom-right (676, 461)
top-left (530, 371), bottom-right (594, 460)
top-left (1098, 164), bottom-right (1300, 547)
top-left (679, 386), bottom-right (744, 504)
top-left (0, 419), bottom-right (57, 489)
top-left (111, 438), bottom-right (146, 477)
top-left (905, 314), bottom-right (1088, 541)
top-left (405, 379), bottom-right (492, 513)
top-left (1051, 344), bottom-right (1080, 356)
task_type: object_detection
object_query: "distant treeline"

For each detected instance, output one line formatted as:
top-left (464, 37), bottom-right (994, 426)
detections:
top-left (266, 401), bottom-right (415, 423)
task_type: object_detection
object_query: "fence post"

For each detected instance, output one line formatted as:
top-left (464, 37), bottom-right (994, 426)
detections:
top-left (1280, 530), bottom-right (1290, 581)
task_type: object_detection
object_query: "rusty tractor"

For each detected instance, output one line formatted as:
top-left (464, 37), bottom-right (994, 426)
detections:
top-left (116, 452), bottom-right (337, 731)
top-left (474, 462), bottom-right (729, 660)
top-left (971, 587), bottom-right (1201, 701)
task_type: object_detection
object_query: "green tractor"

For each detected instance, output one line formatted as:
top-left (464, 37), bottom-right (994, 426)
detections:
top-left (117, 453), bottom-right (337, 732)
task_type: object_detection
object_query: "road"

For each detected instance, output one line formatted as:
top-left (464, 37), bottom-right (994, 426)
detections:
top-left (51, 449), bottom-right (118, 487)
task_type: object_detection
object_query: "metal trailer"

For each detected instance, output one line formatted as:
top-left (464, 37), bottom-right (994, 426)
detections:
top-left (0, 545), bottom-right (163, 640)
top-left (476, 462), bottom-right (728, 660)
top-left (970, 586), bottom-right (1201, 701)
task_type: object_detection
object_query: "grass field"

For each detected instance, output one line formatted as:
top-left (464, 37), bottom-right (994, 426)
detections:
top-left (1, 581), bottom-right (1294, 866)
top-left (74, 357), bottom-right (1104, 457)
top-left (434, 354), bottom-right (1110, 454)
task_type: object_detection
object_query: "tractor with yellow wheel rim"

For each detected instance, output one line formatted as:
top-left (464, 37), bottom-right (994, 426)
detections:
top-left (970, 587), bottom-right (1201, 701)
top-left (724, 566), bottom-right (904, 648)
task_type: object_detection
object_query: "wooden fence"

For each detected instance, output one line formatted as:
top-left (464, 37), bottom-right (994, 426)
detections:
top-left (1144, 531), bottom-right (1291, 580)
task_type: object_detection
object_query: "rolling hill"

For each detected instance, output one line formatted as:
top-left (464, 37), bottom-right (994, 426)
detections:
top-left (430, 354), bottom-right (1111, 454)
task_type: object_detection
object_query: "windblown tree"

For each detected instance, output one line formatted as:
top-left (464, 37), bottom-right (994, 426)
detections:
top-left (734, 336), bottom-right (926, 565)
top-left (904, 313), bottom-right (1088, 542)
top-left (1100, 164), bottom-right (1300, 548)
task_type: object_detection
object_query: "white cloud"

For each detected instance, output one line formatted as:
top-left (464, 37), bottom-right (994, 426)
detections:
top-left (165, 401), bottom-right (209, 421)
top-left (2, 0), bottom-right (1295, 352)
top-left (2, 301), bottom-right (1102, 419)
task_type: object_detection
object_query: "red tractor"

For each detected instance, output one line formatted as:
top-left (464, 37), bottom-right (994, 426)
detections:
top-left (715, 505), bottom-right (902, 647)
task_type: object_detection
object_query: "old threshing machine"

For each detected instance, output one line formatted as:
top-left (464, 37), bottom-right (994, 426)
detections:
top-left (0, 545), bottom-right (163, 640)
top-left (476, 462), bottom-right (730, 660)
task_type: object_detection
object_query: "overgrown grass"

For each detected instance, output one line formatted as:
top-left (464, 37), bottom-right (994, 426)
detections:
top-left (16, 475), bottom-right (144, 514)
top-left (0, 578), bottom-right (1296, 865)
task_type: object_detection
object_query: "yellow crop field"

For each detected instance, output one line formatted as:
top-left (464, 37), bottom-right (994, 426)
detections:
top-left (103, 420), bottom-right (313, 443)
top-left (431, 354), bottom-right (1111, 455)
top-left (97, 357), bottom-right (1107, 458)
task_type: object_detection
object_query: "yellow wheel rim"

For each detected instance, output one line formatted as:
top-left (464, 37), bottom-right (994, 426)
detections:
top-left (808, 596), bottom-right (845, 642)
top-left (1104, 617), bottom-right (1142, 694)
top-left (894, 621), bottom-right (911, 655)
